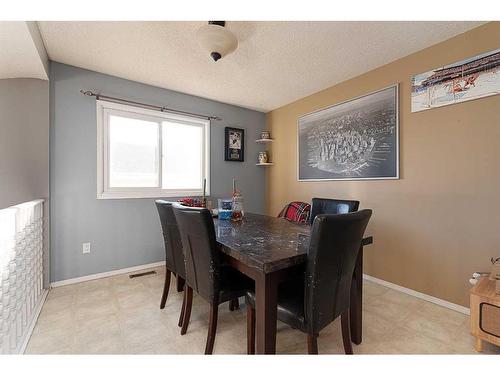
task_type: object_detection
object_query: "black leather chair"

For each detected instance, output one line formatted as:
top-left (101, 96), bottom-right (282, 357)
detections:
top-left (310, 198), bottom-right (359, 224)
top-left (155, 201), bottom-right (186, 320)
top-left (246, 209), bottom-right (372, 354)
top-left (172, 204), bottom-right (253, 354)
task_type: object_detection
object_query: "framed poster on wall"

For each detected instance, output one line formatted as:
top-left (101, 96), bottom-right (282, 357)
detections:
top-left (411, 48), bottom-right (500, 112)
top-left (298, 84), bottom-right (399, 181)
top-left (224, 127), bottom-right (245, 162)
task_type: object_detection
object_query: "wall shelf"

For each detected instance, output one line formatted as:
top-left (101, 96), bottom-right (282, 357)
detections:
top-left (256, 132), bottom-right (274, 165)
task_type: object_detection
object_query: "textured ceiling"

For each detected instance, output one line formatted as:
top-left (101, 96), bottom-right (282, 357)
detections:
top-left (0, 21), bottom-right (48, 80)
top-left (38, 21), bottom-right (485, 112)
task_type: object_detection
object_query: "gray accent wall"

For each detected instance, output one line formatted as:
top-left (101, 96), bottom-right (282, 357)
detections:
top-left (0, 78), bottom-right (50, 288)
top-left (50, 62), bottom-right (266, 282)
top-left (0, 78), bottom-right (49, 209)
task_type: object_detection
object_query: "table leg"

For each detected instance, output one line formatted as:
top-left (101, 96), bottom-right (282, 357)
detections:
top-left (350, 245), bottom-right (363, 345)
top-left (255, 273), bottom-right (279, 354)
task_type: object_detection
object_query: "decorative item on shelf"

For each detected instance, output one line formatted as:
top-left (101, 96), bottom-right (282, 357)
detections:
top-left (469, 272), bottom-right (490, 285)
top-left (256, 130), bottom-right (273, 163)
top-left (224, 127), bottom-right (245, 162)
top-left (231, 178), bottom-right (244, 222)
top-left (258, 151), bottom-right (268, 164)
top-left (218, 199), bottom-right (232, 220)
top-left (255, 132), bottom-right (273, 143)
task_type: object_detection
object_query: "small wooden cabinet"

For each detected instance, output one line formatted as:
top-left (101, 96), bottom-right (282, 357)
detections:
top-left (470, 277), bottom-right (500, 352)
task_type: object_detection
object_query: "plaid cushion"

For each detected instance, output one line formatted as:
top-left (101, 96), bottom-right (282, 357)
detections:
top-left (278, 201), bottom-right (311, 223)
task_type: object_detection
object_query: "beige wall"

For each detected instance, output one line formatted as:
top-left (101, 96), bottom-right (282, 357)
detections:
top-left (266, 22), bottom-right (500, 307)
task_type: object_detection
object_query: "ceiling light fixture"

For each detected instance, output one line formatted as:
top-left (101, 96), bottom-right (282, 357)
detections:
top-left (196, 21), bottom-right (238, 62)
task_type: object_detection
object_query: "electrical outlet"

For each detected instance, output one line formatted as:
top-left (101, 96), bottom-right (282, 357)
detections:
top-left (82, 242), bottom-right (91, 254)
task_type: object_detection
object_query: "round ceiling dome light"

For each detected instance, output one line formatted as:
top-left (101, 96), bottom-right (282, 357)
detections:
top-left (196, 21), bottom-right (238, 62)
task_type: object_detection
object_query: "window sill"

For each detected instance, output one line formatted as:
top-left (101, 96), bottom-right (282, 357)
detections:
top-left (97, 190), bottom-right (208, 200)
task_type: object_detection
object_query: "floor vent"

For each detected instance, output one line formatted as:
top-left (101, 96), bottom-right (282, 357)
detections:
top-left (129, 270), bottom-right (157, 278)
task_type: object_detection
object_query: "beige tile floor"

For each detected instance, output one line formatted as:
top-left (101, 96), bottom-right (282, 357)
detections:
top-left (26, 266), bottom-right (500, 355)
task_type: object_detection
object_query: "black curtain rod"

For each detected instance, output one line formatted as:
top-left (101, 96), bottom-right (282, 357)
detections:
top-left (80, 90), bottom-right (222, 121)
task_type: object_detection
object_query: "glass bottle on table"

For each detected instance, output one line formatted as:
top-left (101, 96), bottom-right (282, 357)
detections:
top-left (231, 191), bottom-right (244, 221)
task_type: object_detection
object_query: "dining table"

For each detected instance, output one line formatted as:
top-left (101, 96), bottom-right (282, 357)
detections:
top-left (213, 212), bottom-right (373, 354)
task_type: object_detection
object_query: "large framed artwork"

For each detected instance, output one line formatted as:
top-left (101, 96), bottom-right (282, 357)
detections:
top-left (411, 48), bottom-right (500, 113)
top-left (224, 127), bottom-right (244, 162)
top-left (298, 84), bottom-right (399, 181)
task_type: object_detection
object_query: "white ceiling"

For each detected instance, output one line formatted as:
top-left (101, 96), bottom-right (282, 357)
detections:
top-left (38, 21), bottom-right (485, 112)
top-left (0, 21), bottom-right (48, 80)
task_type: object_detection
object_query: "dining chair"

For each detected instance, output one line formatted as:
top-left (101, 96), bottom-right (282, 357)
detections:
top-left (172, 204), bottom-right (253, 354)
top-left (277, 201), bottom-right (311, 223)
top-left (309, 198), bottom-right (359, 224)
top-left (246, 209), bottom-right (372, 354)
top-left (155, 201), bottom-right (187, 324)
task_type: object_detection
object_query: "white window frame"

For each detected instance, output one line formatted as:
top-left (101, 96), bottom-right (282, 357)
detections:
top-left (96, 100), bottom-right (210, 199)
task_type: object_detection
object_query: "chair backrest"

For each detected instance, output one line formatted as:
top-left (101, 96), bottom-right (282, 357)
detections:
top-left (304, 209), bottom-right (372, 333)
top-left (310, 198), bottom-right (359, 224)
top-left (277, 201), bottom-right (311, 223)
top-left (172, 204), bottom-right (222, 303)
top-left (155, 200), bottom-right (185, 278)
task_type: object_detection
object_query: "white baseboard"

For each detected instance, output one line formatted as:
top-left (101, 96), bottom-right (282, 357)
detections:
top-left (49, 264), bottom-right (470, 315)
top-left (50, 261), bottom-right (166, 288)
top-left (19, 289), bottom-right (49, 354)
top-left (363, 274), bottom-right (470, 316)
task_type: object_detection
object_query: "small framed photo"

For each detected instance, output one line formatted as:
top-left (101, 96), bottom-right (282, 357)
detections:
top-left (224, 127), bottom-right (244, 162)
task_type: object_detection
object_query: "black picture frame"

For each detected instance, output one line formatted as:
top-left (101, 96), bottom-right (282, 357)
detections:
top-left (224, 127), bottom-right (244, 162)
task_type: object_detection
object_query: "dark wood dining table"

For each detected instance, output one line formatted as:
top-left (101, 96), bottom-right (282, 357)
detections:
top-left (213, 213), bottom-right (373, 354)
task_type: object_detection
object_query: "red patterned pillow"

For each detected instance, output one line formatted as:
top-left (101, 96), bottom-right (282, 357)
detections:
top-left (278, 201), bottom-right (311, 223)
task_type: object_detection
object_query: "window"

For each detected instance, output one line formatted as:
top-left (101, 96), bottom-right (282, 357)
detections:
top-left (97, 100), bottom-right (210, 199)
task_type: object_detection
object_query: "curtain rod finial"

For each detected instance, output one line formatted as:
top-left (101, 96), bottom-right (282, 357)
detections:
top-left (80, 90), bottom-right (94, 97)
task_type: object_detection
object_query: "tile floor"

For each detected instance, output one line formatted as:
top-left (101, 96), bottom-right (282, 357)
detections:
top-left (26, 267), bottom-right (500, 354)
